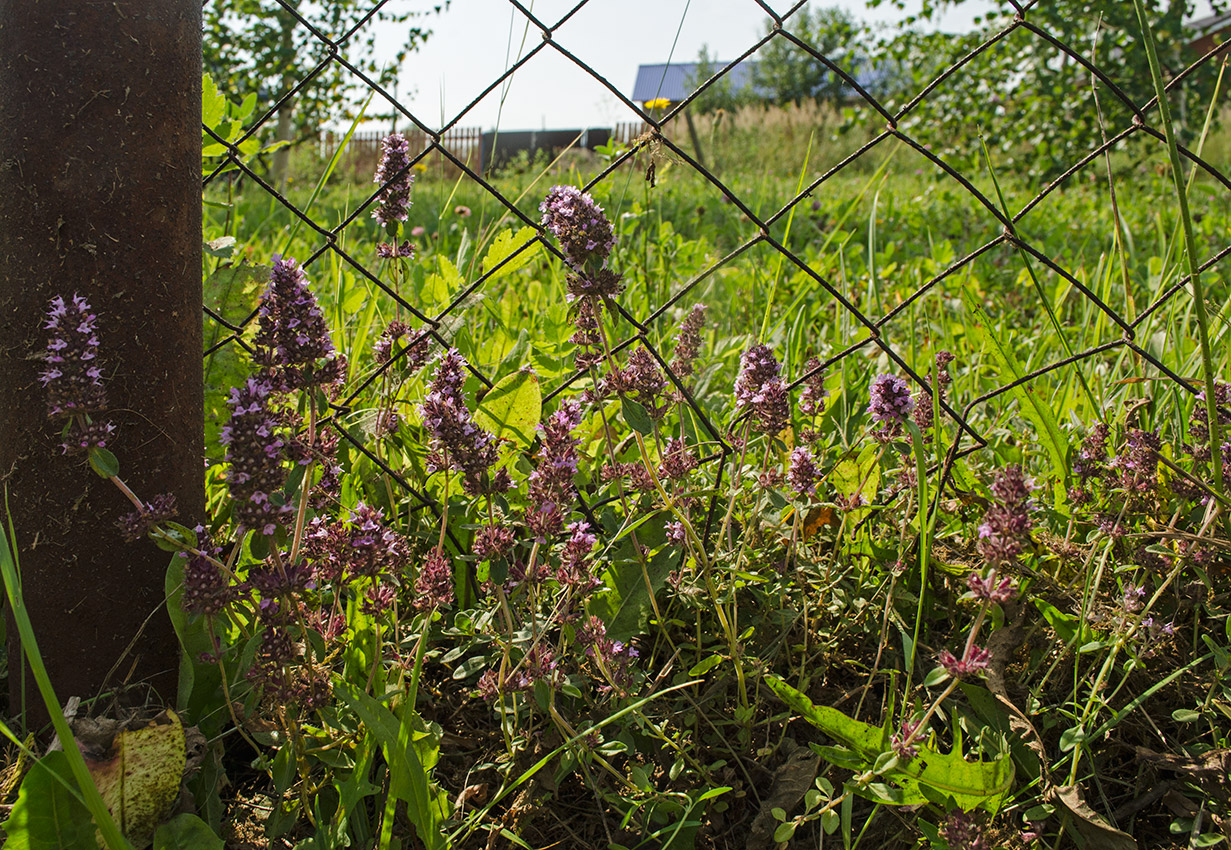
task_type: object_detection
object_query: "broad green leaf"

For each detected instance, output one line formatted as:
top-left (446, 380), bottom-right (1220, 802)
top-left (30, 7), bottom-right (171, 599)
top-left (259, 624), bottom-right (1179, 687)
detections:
top-left (154, 813), bottom-right (225, 850)
top-left (201, 74), bottom-right (226, 133)
top-left (831, 444), bottom-right (879, 520)
top-left (621, 397), bottom-right (655, 435)
top-left (474, 369), bottom-right (542, 448)
top-left (765, 676), bottom-right (884, 758)
top-left (2, 751), bottom-right (96, 850)
top-left (592, 523), bottom-right (673, 643)
top-left (88, 447), bottom-right (120, 479)
top-left (688, 654), bottom-right (724, 676)
top-left (481, 227), bottom-right (541, 278)
top-left (767, 675), bottom-right (1013, 812)
top-left (424, 255), bottom-right (464, 310)
top-left (333, 682), bottom-right (449, 850)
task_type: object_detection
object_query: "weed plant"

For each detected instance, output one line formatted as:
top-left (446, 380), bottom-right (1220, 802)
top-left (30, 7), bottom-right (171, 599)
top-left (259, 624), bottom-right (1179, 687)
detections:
top-left (6, 70), bottom-right (1231, 850)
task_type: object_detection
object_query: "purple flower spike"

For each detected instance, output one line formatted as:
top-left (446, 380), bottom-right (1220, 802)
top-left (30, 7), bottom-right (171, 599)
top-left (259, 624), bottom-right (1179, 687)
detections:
top-left (180, 528), bottom-right (233, 616)
top-left (670, 304), bottom-right (707, 381)
top-left (938, 645), bottom-right (992, 678)
top-left (373, 132), bottom-right (414, 225)
top-left (891, 718), bottom-right (921, 760)
top-left (868, 373), bottom-right (914, 440)
top-left (787, 447), bottom-right (820, 497)
top-left (221, 377), bottom-right (291, 536)
top-left (939, 810), bottom-right (988, 850)
top-left (42, 294), bottom-right (108, 418)
top-left (966, 569), bottom-right (1016, 604)
top-left (658, 438), bottom-right (698, 481)
top-left (540, 185), bottom-right (615, 272)
top-left (419, 349), bottom-right (505, 496)
top-left (977, 466), bottom-right (1033, 566)
top-left (734, 344), bottom-right (790, 436)
top-left (414, 549), bottom-right (455, 610)
top-left (41, 294), bottom-right (115, 452)
top-left (526, 400), bottom-right (584, 541)
top-left (117, 493), bottom-right (178, 542)
top-left (557, 521), bottom-right (599, 589)
top-left (254, 258), bottom-right (346, 391)
top-left (798, 357), bottom-right (828, 418)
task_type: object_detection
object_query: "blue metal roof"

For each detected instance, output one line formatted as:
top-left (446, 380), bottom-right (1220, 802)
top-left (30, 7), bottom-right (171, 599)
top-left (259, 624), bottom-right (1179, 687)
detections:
top-left (632, 61), bottom-right (760, 103)
top-left (632, 59), bottom-right (890, 104)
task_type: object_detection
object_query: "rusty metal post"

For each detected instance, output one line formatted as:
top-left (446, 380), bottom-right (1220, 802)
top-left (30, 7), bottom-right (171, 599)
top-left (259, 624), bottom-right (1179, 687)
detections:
top-left (0, 1), bottom-right (203, 725)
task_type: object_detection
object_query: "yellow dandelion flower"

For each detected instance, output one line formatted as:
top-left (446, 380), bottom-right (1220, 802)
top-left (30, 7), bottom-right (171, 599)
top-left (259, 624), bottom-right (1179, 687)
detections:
top-left (644, 98), bottom-right (671, 110)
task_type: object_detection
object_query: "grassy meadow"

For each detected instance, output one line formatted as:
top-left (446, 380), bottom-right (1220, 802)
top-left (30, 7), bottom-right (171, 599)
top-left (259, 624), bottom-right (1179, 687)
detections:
top-left (183, 95), bottom-right (1231, 850)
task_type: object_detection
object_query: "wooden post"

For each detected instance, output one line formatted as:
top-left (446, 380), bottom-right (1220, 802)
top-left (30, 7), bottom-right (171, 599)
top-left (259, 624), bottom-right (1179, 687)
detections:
top-left (0, 0), bottom-right (203, 726)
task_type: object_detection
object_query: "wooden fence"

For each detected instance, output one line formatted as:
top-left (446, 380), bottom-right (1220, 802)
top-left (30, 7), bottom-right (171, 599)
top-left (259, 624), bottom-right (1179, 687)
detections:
top-left (323, 123), bottom-right (652, 180)
top-left (320, 127), bottom-right (484, 181)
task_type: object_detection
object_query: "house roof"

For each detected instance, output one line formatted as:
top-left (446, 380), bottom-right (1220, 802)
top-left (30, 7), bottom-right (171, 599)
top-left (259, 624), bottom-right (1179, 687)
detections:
top-left (1188, 10), bottom-right (1231, 33)
top-left (631, 59), bottom-right (892, 105)
top-left (631, 61), bottom-right (760, 104)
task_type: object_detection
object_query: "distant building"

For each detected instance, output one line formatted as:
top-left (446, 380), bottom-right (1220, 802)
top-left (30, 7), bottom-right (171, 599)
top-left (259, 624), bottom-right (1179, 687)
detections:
top-left (1188, 11), bottom-right (1231, 55)
top-left (632, 60), bottom-right (763, 107)
top-left (631, 59), bottom-right (890, 109)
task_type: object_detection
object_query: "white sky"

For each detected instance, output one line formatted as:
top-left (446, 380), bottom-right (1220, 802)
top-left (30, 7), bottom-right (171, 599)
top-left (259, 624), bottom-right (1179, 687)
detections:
top-left (368, 0), bottom-right (995, 131)
top-left (360, 0), bottom-right (1220, 131)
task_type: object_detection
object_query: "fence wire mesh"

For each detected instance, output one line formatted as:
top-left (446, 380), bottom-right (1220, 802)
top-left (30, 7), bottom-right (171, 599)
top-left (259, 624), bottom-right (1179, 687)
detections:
top-left (201, 0), bottom-right (1231, 559)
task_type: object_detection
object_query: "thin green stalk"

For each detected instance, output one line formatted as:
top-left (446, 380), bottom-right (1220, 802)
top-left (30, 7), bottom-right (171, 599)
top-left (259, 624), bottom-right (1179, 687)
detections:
top-left (378, 607), bottom-right (436, 850)
top-left (1133, 0), bottom-right (1226, 503)
top-left (759, 131), bottom-right (814, 341)
top-left (0, 500), bottom-right (133, 850)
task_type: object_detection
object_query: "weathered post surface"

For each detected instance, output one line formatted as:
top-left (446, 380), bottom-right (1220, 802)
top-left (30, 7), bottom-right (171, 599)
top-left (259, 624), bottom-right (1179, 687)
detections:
top-left (0, 1), bottom-right (203, 725)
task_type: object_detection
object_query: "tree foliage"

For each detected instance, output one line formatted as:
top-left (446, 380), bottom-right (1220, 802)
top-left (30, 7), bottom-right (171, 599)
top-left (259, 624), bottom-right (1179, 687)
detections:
top-left (686, 44), bottom-right (747, 116)
top-left (202, 0), bottom-right (443, 144)
top-left (753, 4), bottom-right (864, 107)
top-left (864, 0), bottom-right (1229, 177)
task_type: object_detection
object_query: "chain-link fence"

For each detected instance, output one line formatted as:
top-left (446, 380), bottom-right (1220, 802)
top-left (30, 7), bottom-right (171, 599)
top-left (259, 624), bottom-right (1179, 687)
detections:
top-left (201, 0), bottom-right (1231, 544)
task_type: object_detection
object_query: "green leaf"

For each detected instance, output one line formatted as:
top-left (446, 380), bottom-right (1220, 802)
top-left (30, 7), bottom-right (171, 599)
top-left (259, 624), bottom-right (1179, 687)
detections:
top-left (2, 751), bottom-right (96, 850)
top-left (831, 444), bottom-right (879, 520)
top-left (481, 227), bottom-right (541, 278)
top-left (764, 676), bottom-right (884, 759)
top-left (152, 522), bottom-right (198, 553)
top-left (967, 294), bottom-right (1069, 503)
top-left (1172, 708), bottom-right (1201, 723)
top-left (621, 397), bottom-right (655, 435)
top-left (201, 74), bottom-right (226, 132)
top-left (333, 682), bottom-right (449, 850)
top-left (591, 524), bottom-right (674, 643)
top-left (165, 555), bottom-right (223, 732)
top-left (767, 675), bottom-right (1013, 812)
top-left (154, 813), bottom-right (225, 850)
top-left (474, 370), bottom-right (542, 448)
top-left (688, 654), bottom-right (724, 676)
top-left (88, 447), bottom-right (120, 479)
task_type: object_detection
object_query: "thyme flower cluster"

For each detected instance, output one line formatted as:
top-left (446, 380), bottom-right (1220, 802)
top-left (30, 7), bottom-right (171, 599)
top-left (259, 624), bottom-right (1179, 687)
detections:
top-left (419, 349), bottom-right (507, 496)
top-left (734, 344), bottom-right (789, 436)
top-left (539, 184), bottom-right (615, 271)
top-left (41, 294), bottom-right (114, 452)
top-left (373, 131), bottom-right (414, 226)
top-left (254, 258), bottom-right (346, 391)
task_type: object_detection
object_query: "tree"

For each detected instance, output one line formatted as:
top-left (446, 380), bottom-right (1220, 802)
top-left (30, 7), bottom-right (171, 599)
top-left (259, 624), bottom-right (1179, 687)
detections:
top-left (864, 0), bottom-right (1229, 177)
top-left (203, 0), bottom-right (445, 183)
top-left (686, 44), bottom-right (745, 115)
top-left (753, 4), bottom-right (864, 107)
